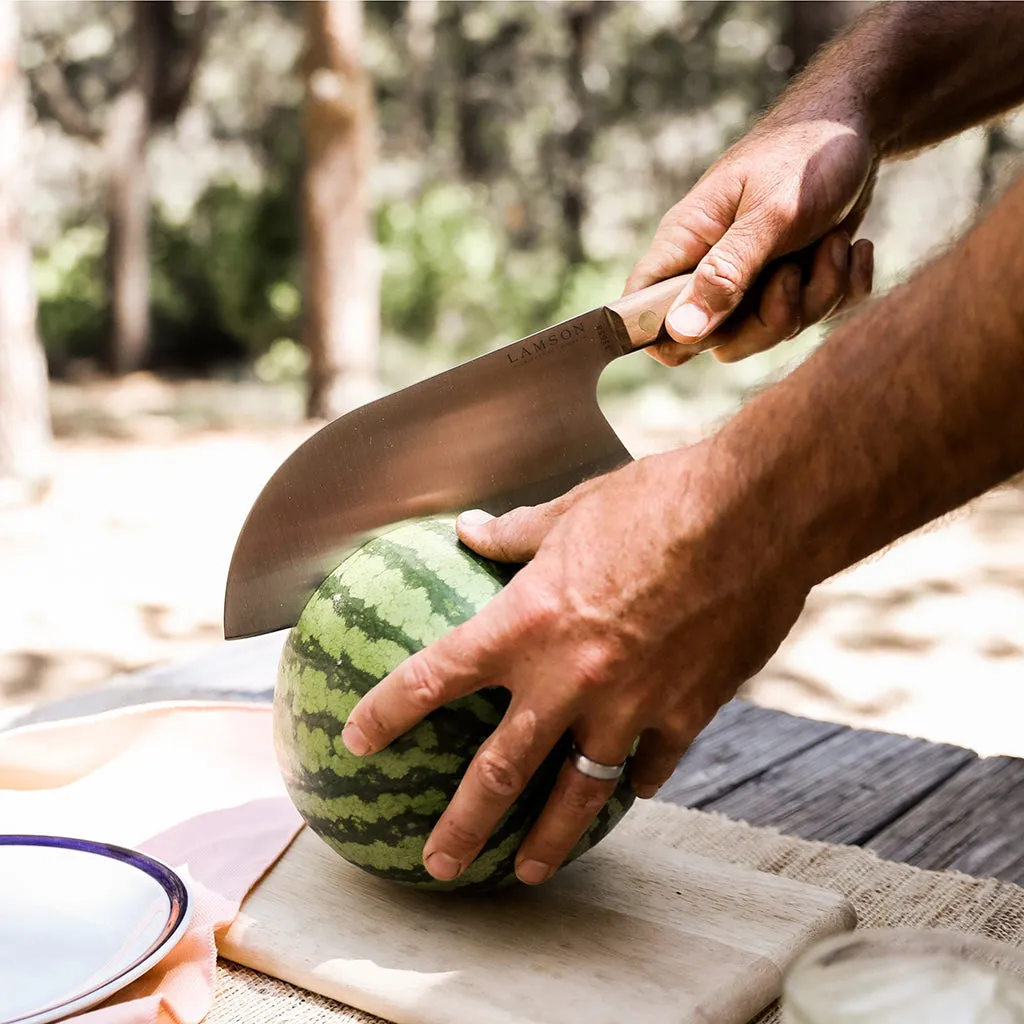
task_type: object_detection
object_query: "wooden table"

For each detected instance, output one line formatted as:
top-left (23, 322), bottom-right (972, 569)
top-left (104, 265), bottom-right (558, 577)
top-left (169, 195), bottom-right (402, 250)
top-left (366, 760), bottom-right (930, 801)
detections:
top-left (8, 632), bottom-right (1024, 886)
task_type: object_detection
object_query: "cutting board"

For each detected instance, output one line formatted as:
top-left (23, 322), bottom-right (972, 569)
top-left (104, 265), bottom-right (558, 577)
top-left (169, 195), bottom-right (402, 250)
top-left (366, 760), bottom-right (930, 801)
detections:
top-left (219, 821), bottom-right (856, 1024)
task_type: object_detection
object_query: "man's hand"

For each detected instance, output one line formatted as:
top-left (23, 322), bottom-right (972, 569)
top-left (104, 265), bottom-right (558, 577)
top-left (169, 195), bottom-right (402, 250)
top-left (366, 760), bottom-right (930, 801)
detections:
top-left (341, 450), bottom-right (809, 885)
top-left (341, 0), bottom-right (1024, 891)
top-left (628, 113), bottom-right (877, 367)
top-left (343, 156), bottom-right (1024, 890)
top-left (633, 0), bottom-right (1024, 369)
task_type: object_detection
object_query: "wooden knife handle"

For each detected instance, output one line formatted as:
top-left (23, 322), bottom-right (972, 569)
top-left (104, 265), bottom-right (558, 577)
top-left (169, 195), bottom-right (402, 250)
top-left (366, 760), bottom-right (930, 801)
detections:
top-left (604, 274), bottom-right (696, 353)
top-left (605, 242), bottom-right (825, 354)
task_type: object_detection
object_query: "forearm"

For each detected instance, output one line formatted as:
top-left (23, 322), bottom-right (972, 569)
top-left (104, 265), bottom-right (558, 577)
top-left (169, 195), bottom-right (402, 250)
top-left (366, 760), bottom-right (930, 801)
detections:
top-left (775, 1), bottom-right (1024, 158)
top-left (705, 167), bottom-right (1024, 591)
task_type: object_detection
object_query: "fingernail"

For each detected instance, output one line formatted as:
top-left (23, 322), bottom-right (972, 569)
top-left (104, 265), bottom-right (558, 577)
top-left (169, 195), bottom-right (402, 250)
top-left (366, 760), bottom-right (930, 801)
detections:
top-left (342, 722), bottom-right (371, 756)
top-left (832, 235), bottom-right (848, 273)
top-left (516, 859), bottom-right (554, 885)
top-left (666, 303), bottom-right (711, 342)
top-left (425, 850), bottom-right (462, 881)
top-left (633, 783), bottom-right (659, 799)
top-left (458, 509), bottom-right (494, 530)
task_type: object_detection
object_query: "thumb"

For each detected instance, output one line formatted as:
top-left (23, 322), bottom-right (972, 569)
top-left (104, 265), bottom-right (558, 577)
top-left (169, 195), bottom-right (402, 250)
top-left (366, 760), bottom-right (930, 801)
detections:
top-left (626, 174), bottom-right (742, 295)
top-left (456, 502), bottom-right (563, 564)
top-left (665, 219), bottom-right (773, 344)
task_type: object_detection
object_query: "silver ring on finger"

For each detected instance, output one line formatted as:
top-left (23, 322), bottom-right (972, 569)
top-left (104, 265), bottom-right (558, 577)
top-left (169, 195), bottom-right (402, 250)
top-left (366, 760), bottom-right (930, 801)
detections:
top-left (569, 742), bottom-right (626, 781)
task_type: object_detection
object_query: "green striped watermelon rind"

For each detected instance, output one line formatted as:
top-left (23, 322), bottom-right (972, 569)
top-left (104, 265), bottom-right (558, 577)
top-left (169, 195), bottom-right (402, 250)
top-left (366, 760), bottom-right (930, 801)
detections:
top-left (273, 516), bottom-right (636, 893)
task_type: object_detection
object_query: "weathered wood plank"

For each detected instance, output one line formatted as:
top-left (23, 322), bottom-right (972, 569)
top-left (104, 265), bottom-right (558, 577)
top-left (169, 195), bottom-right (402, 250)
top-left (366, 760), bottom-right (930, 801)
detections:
top-left (867, 756), bottom-right (1024, 884)
top-left (659, 700), bottom-right (845, 806)
top-left (4, 632), bottom-right (285, 730)
top-left (698, 726), bottom-right (977, 846)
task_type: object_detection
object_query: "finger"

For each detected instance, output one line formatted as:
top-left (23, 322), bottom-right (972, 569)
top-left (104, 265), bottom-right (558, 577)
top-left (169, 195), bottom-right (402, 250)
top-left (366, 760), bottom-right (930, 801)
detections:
top-left (848, 238), bottom-right (874, 303)
top-left (514, 727), bottom-right (636, 885)
top-left (664, 216), bottom-right (782, 346)
top-left (457, 497), bottom-right (570, 564)
top-left (799, 231), bottom-right (849, 327)
top-left (644, 340), bottom-right (697, 368)
top-left (341, 602), bottom-right (509, 756)
top-left (831, 239), bottom-right (875, 318)
top-left (709, 263), bottom-right (802, 364)
top-left (629, 730), bottom-right (688, 799)
top-left (624, 178), bottom-right (741, 294)
top-left (422, 701), bottom-right (569, 881)
top-left (710, 231), bottom-right (857, 364)
top-left (839, 161), bottom-right (879, 239)
top-left (625, 234), bottom-right (706, 297)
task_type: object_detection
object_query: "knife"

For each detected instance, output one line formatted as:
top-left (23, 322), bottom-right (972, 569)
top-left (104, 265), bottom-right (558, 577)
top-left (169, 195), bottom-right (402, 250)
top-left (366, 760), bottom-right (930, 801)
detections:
top-left (224, 272), bottom-right (702, 640)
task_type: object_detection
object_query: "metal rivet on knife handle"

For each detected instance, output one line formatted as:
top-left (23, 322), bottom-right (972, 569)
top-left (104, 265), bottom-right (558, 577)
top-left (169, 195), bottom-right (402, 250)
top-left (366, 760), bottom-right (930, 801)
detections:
top-left (637, 310), bottom-right (661, 336)
top-left (603, 274), bottom-right (691, 352)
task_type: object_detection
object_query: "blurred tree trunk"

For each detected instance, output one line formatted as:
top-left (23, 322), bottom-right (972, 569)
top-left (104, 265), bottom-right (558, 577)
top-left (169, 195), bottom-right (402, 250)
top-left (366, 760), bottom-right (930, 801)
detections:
top-left (104, 10), bottom-right (155, 377)
top-left (780, 1), bottom-right (865, 75)
top-left (451, 5), bottom-right (492, 180)
top-left (302, 0), bottom-right (380, 420)
top-left (561, 1), bottom-right (607, 266)
top-left (36, 2), bottom-right (207, 375)
top-left (0, 0), bottom-right (52, 504)
top-left (450, 7), bottom-right (523, 182)
top-left (401, 0), bottom-right (437, 155)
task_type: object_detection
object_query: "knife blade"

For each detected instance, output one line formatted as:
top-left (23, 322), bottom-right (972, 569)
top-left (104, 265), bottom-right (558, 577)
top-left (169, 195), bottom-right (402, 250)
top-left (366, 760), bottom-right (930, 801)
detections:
top-left (223, 273), bottom-right (696, 639)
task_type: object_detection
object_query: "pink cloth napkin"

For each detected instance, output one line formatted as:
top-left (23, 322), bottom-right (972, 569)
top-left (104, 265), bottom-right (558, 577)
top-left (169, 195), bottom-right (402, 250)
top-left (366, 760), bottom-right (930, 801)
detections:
top-left (0, 701), bottom-right (303, 1024)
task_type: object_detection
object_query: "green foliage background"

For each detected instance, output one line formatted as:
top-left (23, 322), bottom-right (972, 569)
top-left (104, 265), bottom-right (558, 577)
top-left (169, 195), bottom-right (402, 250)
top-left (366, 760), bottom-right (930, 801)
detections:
top-left (19, 0), bottom-right (1024, 401)
top-left (20, 2), bottom-right (794, 385)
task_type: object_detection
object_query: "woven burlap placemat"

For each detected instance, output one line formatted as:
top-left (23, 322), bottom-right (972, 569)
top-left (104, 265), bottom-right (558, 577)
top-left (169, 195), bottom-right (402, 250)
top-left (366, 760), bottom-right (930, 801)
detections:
top-left (208, 799), bottom-right (1024, 1024)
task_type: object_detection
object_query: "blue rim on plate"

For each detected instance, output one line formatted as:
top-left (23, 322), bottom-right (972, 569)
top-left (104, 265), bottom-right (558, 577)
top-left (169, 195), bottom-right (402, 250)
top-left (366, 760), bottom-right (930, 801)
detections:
top-left (0, 835), bottom-right (192, 1024)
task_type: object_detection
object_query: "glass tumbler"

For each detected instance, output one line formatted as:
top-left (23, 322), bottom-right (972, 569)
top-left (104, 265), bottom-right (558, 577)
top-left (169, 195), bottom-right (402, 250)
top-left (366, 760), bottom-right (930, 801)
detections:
top-left (782, 929), bottom-right (1024, 1024)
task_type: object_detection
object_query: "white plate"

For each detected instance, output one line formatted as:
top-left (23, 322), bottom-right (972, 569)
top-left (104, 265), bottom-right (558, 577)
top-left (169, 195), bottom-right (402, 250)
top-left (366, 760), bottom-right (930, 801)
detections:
top-left (0, 836), bottom-right (192, 1024)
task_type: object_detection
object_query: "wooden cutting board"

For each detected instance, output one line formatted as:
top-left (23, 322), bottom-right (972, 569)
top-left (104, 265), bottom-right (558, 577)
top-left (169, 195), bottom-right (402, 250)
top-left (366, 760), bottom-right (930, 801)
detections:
top-left (220, 824), bottom-right (855, 1024)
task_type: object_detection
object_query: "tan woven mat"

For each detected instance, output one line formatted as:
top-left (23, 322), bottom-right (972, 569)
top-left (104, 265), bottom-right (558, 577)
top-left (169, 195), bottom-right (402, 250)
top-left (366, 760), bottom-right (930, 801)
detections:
top-left (208, 799), bottom-right (1024, 1024)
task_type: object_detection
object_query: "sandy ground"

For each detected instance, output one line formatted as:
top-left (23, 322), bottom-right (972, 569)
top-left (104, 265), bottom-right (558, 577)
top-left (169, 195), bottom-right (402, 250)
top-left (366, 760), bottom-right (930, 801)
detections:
top-left (3, 375), bottom-right (1024, 756)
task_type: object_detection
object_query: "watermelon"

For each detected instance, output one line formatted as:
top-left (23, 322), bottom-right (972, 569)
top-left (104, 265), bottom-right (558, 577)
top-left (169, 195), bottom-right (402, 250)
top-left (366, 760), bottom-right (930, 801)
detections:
top-left (273, 516), bottom-right (635, 892)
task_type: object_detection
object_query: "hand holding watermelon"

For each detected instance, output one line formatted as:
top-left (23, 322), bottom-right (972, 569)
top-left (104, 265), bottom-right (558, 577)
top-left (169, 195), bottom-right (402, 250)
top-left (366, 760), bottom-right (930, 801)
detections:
top-left (341, 443), bottom-right (810, 887)
top-left (274, 514), bottom-right (636, 891)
